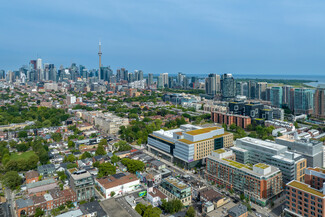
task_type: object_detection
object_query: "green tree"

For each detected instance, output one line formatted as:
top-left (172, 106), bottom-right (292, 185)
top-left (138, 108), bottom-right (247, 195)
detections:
top-left (80, 151), bottom-right (92, 159)
top-left (185, 206), bottom-right (196, 217)
top-left (110, 155), bottom-right (120, 164)
top-left (240, 193), bottom-right (245, 201)
top-left (51, 132), bottom-right (62, 142)
top-left (18, 131), bottom-right (28, 138)
top-left (161, 199), bottom-right (183, 214)
top-left (95, 139), bottom-right (107, 156)
top-left (2, 171), bottom-right (22, 190)
top-left (98, 162), bottom-right (116, 178)
top-left (110, 191), bottom-right (116, 197)
top-left (64, 154), bottom-right (76, 163)
top-left (35, 208), bottom-right (45, 217)
top-left (68, 141), bottom-right (75, 149)
top-left (114, 140), bottom-right (132, 152)
top-left (121, 158), bottom-right (145, 173)
top-left (294, 121), bottom-right (299, 129)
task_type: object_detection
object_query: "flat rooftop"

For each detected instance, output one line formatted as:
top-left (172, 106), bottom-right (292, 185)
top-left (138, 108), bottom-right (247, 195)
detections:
top-left (238, 137), bottom-right (287, 151)
top-left (254, 163), bottom-right (269, 169)
top-left (288, 181), bottom-right (324, 197)
top-left (307, 167), bottom-right (325, 174)
top-left (185, 127), bottom-right (220, 136)
top-left (178, 133), bottom-right (227, 145)
top-left (164, 177), bottom-right (190, 190)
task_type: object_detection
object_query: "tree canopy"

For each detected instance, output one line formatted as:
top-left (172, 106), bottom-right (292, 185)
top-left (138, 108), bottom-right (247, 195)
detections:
top-left (121, 158), bottom-right (145, 173)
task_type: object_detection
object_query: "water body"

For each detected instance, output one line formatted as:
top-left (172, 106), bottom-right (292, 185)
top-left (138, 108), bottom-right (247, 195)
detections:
top-left (153, 73), bottom-right (325, 87)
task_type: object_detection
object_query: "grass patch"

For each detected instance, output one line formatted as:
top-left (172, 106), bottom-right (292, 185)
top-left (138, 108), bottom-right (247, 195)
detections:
top-left (10, 151), bottom-right (37, 160)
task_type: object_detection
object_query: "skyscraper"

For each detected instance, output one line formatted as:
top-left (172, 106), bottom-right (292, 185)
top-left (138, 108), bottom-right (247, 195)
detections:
top-left (162, 73), bottom-right (168, 88)
top-left (220, 73), bottom-right (235, 100)
top-left (256, 82), bottom-right (267, 100)
top-left (205, 73), bottom-right (217, 96)
top-left (157, 75), bottom-right (163, 88)
top-left (270, 87), bottom-right (283, 108)
top-left (293, 88), bottom-right (314, 115)
top-left (314, 84), bottom-right (325, 118)
top-left (138, 70), bottom-right (144, 81)
top-left (282, 85), bottom-right (293, 106)
top-left (147, 73), bottom-right (153, 86)
top-left (98, 41), bottom-right (102, 80)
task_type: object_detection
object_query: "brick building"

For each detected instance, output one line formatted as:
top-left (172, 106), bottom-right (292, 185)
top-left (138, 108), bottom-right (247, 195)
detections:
top-left (205, 150), bottom-right (283, 206)
top-left (25, 170), bottom-right (39, 184)
top-left (211, 111), bottom-right (251, 129)
top-left (15, 188), bottom-right (76, 217)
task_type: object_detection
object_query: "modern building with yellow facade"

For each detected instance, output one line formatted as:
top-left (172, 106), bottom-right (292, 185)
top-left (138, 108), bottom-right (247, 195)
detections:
top-left (147, 124), bottom-right (233, 169)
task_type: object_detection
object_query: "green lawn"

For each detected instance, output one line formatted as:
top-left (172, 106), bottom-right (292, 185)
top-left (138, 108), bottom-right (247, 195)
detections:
top-left (10, 151), bottom-right (37, 160)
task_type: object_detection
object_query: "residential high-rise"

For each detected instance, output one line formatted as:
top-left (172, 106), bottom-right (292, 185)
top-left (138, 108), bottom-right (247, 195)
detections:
top-left (138, 70), bottom-right (144, 81)
top-left (293, 88), bottom-right (314, 115)
top-left (98, 41), bottom-right (102, 80)
top-left (147, 73), bottom-right (153, 86)
top-left (157, 75), bottom-right (163, 88)
top-left (236, 81), bottom-right (248, 97)
top-left (270, 86), bottom-right (283, 108)
top-left (205, 73), bottom-right (217, 96)
top-left (256, 82), bottom-right (267, 100)
top-left (162, 73), bottom-right (168, 88)
top-left (248, 81), bottom-right (256, 99)
top-left (220, 73), bottom-right (235, 100)
top-left (282, 85), bottom-right (293, 106)
top-left (314, 84), bottom-right (325, 118)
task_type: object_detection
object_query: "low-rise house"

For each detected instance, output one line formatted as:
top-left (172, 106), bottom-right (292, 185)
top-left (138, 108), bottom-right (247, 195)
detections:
top-left (150, 160), bottom-right (166, 170)
top-left (38, 164), bottom-right (56, 177)
top-left (25, 170), bottom-right (39, 184)
top-left (147, 188), bottom-right (167, 207)
top-left (95, 173), bottom-right (140, 198)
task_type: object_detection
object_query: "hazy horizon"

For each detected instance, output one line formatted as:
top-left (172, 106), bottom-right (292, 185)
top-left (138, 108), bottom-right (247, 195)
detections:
top-left (1, 0), bottom-right (325, 75)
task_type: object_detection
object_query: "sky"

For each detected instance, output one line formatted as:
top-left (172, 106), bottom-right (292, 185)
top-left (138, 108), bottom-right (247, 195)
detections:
top-left (1, 0), bottom-right (325, 75)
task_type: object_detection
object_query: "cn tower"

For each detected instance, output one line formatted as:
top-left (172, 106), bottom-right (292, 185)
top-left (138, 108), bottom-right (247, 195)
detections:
top-left (98, 41), bottom-right (102, 80)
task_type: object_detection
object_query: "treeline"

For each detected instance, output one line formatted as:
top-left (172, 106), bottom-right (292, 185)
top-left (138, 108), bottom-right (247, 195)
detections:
top-left (0, 105), bottom-right (69, 127)
top-left (119, 119), bottom-right (163, 144)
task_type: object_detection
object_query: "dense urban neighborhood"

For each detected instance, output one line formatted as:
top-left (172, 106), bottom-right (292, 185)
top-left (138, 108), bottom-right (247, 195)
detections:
top-left (0, 63), bottom-right (325, 217)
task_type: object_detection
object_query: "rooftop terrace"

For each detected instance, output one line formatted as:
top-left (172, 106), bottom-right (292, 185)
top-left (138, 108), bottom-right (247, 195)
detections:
top-left (165, 177), bottom-right (190, 190)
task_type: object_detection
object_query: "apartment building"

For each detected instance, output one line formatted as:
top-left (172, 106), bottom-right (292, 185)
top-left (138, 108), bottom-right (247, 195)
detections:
top-left (206, 150), bottom-right (283, 206)
top-left (285, 177), bottom-right (325, 217)
top-left (232, 137), bottom-right (307, 183)
top-left (67, 169), bottom-right (95, 201)
top-left (78, 111), bottom-right (129, 135)
top-left (211, 111), bottom-right (252, 129)
top-left (159, 177), bottom-right (192, 206)
top-left (147, 124), bottom-right (233, 169)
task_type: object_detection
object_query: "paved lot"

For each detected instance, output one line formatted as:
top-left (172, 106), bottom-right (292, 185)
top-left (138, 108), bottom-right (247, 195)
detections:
top-left (100, 198), bottom-right (138, 217)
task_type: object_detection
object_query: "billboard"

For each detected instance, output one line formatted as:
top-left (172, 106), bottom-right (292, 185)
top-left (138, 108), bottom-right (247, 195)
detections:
top-left (138, 191), bottom-right (147, 197)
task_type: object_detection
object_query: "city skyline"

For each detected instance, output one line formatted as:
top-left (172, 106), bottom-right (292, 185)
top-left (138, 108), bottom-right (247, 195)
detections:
top-left (1, 0), bottom-right (325, 75)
